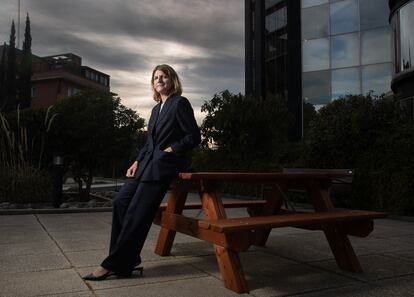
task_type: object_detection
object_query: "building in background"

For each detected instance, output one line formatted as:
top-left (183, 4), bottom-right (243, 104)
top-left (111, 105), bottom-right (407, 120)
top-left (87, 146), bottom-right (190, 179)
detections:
top-left (246, 0), bottom-right (393, 139)
top-left (0, 45), bottom-right (110, 109)
top-left (31, 53), bottom-right (110, 108)
top-left (389, 0), bottom-right (414, 119)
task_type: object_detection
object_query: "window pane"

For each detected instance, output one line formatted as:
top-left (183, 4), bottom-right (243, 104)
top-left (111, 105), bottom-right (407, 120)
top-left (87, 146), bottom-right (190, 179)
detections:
top-left (266, 0), bottom-right (284, 10)
top-left (302, 4), bottom-right (330, 39)
top-left (266, 7), bottom-right (287, 33)
top-left (303, 70), bottom-right (331, 105)
top-left (332, 67), bottom-right (360, 99)
top-left (361, 28), bottom-right (392, 65)
top-left (399, 1), bottom-right (414, 71)
top-left (362, 63), bottom-right (392, 95)
top-left (330, 0), bottom-right (359, 35)
top-left (302, 38), bottom-right (330, 71)
top-left (331, 32), bottom-right (359, 68)
top-left (360, 0), bottom-right (389, 30)
top-left (302, 0), bottom-right (328, 9)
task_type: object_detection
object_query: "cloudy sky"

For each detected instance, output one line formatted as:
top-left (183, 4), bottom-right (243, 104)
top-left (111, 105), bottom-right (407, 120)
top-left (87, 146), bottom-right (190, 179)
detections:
top-left (0, 0), bottom-right (245, 124)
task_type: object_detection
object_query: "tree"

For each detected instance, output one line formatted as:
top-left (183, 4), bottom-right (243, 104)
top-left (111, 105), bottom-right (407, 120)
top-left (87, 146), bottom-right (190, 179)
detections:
top-left (18, 13), bottom-right (32, 109)
top-left (4, 21), bottom-right (17, 112)
top-left (51, 90), bottom-right (145, 200)
top-left (0, 43), bottom-right (6, 110)
top-left (199, 90), bottom-right (293, 171)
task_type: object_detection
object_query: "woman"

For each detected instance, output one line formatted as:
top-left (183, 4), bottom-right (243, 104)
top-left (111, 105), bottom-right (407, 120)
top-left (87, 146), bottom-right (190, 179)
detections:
top-left (83, 64), bottom-right (201, 280)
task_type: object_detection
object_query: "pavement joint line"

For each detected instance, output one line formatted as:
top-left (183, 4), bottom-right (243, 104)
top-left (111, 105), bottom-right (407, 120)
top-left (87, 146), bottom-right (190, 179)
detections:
top-left (31, 289), bottom-right (92, 297)
top-left (281, 282), bottom-right (389, 297)
top-left (34, 214), bottom-right (99, 296)
top-left (91, 274), bottom-right (212, 292)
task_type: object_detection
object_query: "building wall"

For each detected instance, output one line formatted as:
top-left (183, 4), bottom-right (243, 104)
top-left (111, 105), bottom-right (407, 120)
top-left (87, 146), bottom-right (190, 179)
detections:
top-left (301, 0), bottom-right (393, 108)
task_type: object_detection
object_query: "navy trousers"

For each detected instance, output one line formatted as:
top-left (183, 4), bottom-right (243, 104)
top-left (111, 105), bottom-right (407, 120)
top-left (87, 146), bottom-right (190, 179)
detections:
top-left (101, 177), bottom-right (170, 273)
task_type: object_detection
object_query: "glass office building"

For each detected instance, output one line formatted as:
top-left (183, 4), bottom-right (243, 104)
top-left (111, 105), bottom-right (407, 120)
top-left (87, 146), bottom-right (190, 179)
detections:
top-left (246, 0), bottom-right (396, 138)
top-left (390, 0), bottom-right (414, 118)
top-left (302, 0), bottom-right (393, 108)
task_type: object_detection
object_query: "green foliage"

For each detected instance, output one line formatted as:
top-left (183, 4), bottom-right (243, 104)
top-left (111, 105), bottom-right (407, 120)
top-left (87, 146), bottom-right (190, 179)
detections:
top-left (51, 90), bottom-right (144, 200)
top-left (0, 107), bottom-right (54, 203)
top-left (303, 94), bottom-right (414, 215)
top-left (197, 90), bottom-right (293, 171)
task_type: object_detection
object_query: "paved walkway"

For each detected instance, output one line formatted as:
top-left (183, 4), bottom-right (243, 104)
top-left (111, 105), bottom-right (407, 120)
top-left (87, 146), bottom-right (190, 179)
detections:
top-left (1, 202), bottom-right (414, 297)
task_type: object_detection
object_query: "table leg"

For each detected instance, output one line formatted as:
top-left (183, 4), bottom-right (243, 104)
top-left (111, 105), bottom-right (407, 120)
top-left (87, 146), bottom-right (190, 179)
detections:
top-left (308, 180), bottom-right (362, 272)
top-left (155, 183), bottom-right (188, 256)
top-left (200, 186), bottom-right (249, 293)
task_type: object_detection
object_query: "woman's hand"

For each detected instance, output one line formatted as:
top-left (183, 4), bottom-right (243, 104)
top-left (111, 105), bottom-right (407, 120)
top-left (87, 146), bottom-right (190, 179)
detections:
top-left (126, 161), bottom-right (138, 177)
top-left (163, 147), bottom-right (173, 153)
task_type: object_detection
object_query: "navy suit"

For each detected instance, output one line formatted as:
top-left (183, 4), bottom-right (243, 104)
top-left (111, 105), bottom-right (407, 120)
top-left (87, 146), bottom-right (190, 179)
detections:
top-left (101, 95), bottom-right (200, 274)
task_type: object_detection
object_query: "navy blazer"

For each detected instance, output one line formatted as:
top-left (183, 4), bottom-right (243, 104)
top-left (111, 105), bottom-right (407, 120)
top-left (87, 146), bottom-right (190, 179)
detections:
top-left (134, 95), bottom-right (201, 181)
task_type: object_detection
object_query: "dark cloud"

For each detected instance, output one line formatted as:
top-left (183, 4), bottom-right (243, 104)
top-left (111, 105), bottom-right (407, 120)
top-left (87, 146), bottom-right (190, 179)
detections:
top-left (0, 0), bottom-right (245, 122)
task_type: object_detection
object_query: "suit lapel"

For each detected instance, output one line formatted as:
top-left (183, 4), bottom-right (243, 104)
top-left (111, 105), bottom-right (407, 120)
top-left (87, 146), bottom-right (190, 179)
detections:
top-left (148, 103), bottom-right (161, 137)
top-left (156, 96), bottom-right (174, 134)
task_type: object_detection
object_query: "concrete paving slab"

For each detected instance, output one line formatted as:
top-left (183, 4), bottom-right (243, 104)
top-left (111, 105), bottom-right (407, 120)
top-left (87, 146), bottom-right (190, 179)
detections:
top-left (79, 258), bottom-right (207, 291)
top-left (0, 214), bottom-right (39, 226)
top-left (0, 240), bottom-right (61, 256)
top-left (95, 276), bottom-right (249, 297)
top-left (52, 236), bottom-right (110, 252)
top-left (180, 250), bottom-right (301, 280)
top-left (348, 236), bottom-right (414, 253)
top-left (36, 292), bottom-right (93, 297)
top-left (292, 284), bottom-right (393, 297)
top-left (0, 269), bottom-right (88, 297)
top-left (309, 254), bottom-right (414, 281)
top-left (0, 253), bottom-right (70, 273)
top-left (0, 227), bottom-right (50, 245)
top-left (374, 274), bottom-right (414, 296)
top-left (259, 232), bottom-right (338, 262)
top-left (246, 263), bottom-right (355, 297)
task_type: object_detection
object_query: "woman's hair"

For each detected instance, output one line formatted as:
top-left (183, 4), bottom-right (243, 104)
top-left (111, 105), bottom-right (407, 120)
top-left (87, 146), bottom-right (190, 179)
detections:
top-left (151, 64), bottom-right (182, 102)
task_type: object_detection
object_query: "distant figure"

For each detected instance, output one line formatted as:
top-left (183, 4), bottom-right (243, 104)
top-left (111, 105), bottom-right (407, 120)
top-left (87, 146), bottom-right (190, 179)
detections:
top-left (83, 64), bottom-right (201, 281)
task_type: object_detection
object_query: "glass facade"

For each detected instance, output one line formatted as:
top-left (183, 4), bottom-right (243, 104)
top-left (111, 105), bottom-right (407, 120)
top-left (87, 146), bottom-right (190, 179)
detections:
top-left (265, 1), bottom-right (289, 97)
top-left (392, 1), bottom-right (414, 73)
top-left (301, 0), bottom-right (393, 106)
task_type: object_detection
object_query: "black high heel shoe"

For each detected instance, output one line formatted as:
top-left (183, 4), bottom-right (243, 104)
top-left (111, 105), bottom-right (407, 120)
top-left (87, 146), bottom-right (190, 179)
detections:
top-left (82, 270), bottom-right (116, 281)
top-left (132, 266), bottom-right (144, 276)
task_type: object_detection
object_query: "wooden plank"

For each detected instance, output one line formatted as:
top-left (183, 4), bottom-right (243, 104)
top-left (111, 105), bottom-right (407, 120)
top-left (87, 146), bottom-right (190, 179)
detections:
top-left (179, 172), bottom-right (353, 182)
top-left (200, 210), bottom-right (386, 233)
top-left (158, 212), bottom-right (251, 252)
top-left (198, 181), bottom-right (250, 293)
top-left (158, 199), bottom-right (267, 211)
top-left (215, 246), bottom-right (249, 293)
top-left (155, 185), bottom-right (189, 256)
top-left (306, 179), bottom-right (363, 272)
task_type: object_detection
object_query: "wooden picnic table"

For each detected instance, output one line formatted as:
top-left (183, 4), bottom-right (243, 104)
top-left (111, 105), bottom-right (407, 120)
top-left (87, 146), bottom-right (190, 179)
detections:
top-left (153, 172), bottom-right (386, 294)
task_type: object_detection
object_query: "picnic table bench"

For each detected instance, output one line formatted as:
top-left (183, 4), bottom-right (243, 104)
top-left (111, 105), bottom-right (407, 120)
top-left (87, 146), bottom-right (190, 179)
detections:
top-left (153, 172), bottom-right (386, 294)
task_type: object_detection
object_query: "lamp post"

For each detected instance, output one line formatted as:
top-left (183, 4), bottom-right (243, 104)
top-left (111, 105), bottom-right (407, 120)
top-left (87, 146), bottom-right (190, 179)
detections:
top-left (52, 154), bottom-right (64, 208)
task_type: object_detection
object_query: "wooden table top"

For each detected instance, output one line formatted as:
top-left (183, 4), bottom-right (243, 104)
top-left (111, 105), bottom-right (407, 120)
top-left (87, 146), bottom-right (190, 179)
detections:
top-left (179, 171), bottom-right (353, 181)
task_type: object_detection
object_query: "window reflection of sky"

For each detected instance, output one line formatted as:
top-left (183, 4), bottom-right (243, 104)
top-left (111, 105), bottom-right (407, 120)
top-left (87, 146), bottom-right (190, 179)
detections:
top-left (303, 39), bottom-right (330, 71)
top-left (330, 0), bottom-right (359, 35)
top-left (302, 4), bottom-right (329, 39)
top-left (265, 0), bottom-right (285, 10)
top-left (361, 28), bottom-right (392, 65)
top-left (362, 64), bottom-right (392, 95)
top-left (302, 0), bottom-right (328, 9)
top-left (332, 67), bottom-right (360, 99)
top-left (303, 70), bottom-right (331, 105)
top-left (331, 33), bottom-right (359, 68)
top-left (266, 7), bottom-right (287, 33)
top-left (399, 1), bottom-right (414, 71)
top-left (360, 0), bottom-right (389, 30)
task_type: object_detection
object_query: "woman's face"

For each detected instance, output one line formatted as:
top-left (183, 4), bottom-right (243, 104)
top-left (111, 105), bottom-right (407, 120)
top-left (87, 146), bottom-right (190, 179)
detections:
top-left (153, 70), bottom-right (172, 97)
